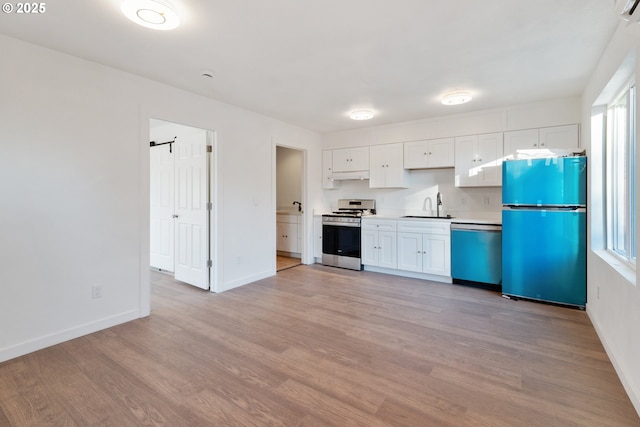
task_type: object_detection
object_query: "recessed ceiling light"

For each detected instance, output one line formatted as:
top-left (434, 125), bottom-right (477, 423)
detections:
top-left (121, 0), bottom-right (180, 30)
top-left (441, 91), bottom-right (473, 106)
top-left (350, 110), bottom-right (374, 120)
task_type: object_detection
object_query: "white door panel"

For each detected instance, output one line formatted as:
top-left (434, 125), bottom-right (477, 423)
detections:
top-left (150, 145), bottom-right (174, 271)
top-left (174, 130), bottom-right (209, 289)
top-left (397, 232), bottom-right (421, 272)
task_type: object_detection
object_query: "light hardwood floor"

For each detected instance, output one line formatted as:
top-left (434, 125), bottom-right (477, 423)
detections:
top-left (276, 255), bottom-right (302, 271)
top-left (1, 265), bottom-right (638, 426)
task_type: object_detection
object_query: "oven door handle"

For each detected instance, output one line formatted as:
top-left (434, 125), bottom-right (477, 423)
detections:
top-left (322, 222), bottom-right (361, 227)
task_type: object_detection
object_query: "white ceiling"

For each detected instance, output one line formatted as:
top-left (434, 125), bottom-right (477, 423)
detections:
top-left (0, 0), bottom-right (621, 133)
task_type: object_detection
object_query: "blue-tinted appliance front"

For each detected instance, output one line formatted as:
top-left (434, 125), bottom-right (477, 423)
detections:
top-left (501, 156), bottom-right (587, 308)
top-left (502, 156), bottom-right (586, 206)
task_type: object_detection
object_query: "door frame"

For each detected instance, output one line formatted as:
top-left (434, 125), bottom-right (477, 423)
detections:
top-left (146, 117), bottom-right (220, 296)
top-left (272, 140), bottom-right (309, 268)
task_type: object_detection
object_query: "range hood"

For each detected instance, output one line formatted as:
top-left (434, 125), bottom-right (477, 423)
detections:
top-left (331, 170), bottom-right (370, 181)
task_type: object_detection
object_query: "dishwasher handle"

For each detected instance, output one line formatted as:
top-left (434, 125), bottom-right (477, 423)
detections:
top-left (451, 223), bottom-right (502, 232)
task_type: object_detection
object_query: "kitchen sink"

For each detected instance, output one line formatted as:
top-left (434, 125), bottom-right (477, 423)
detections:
top-left (401, 215), bottom-right (454, 219)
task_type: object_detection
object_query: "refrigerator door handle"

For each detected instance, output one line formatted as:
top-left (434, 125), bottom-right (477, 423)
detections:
top-left (504, 206), bottom-right (586, 212)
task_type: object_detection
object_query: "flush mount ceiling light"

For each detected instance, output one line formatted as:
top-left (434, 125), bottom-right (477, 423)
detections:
top-left (350, 110), bottom-right (374, 121)
top-left (121, 0), bottom-right (180, 30)
top-left (441, 91), bottom-right (473, 106)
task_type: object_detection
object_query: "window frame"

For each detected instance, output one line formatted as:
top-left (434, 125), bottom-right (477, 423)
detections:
top-left (605, 80), bottom-right (637, 266)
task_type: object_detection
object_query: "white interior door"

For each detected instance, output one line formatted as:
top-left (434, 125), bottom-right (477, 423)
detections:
top-left (174, 130), bottom-right (210, 289)
top-left (150, 145), bottom-right (175, 271)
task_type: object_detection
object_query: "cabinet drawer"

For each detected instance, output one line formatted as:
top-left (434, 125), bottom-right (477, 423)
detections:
top-left (397, 220), bottom-right (450, 235)
top-left (362, 219), bottom-right (397, 232)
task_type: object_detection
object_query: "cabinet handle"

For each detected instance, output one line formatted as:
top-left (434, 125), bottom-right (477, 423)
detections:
top-left (478, 158), bottom-right (482, 161)
top-left (540, 143), bottom-right (545, 146)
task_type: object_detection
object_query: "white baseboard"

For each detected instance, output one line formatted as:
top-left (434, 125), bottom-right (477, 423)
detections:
top-left (363, 265), bottom-right (453, 284)
top-left (0, 309), bottom-right (141, 364)
top-left (587, 308), bottom-right (640, 417)
top-left (218, 269), bottom-right (274, 293)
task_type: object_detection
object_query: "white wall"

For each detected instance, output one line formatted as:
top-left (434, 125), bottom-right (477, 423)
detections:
top-left (322, 169), bottom-right (503, 220)
top-left (276, 146), bottom-right (303, 211)
top-left (582, 22), bottom-right (640, 414)
top-left (323, 97), bottom-right (580, 148)
top-left (0, 34), bottom-right (322, 362)
top-left (322, 97), bottom-right (581, 220)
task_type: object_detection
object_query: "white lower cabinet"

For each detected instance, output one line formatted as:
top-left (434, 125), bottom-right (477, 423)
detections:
top-left (361, 218), bottom-right (451, 280)
top-left (397, 221), bottom-right (451, 276)
top-left (277, 214), bottom-right (300, 254)
top-left (397, 232), bottom-right (450, 275)
top-left (361, 219), bottom-right (397, 269)
top-left (277, 222), bottom-right (298, 253)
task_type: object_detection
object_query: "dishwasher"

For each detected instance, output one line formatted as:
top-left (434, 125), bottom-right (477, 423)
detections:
top-left (450, 222), bottom-right (502, 287)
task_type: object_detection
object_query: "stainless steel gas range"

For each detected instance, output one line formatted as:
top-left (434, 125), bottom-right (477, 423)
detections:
top-left (322, 199), bottom-right (376, 270)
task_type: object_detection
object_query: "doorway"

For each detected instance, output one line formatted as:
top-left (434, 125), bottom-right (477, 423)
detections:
top-left (275, 145), bottom-right (304, 271)
top-left (149, 119), bottom-right (215, 290)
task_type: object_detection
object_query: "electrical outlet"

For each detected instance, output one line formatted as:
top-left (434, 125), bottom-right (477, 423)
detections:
top-left (91, 285), bottom-right (102, 299)
top-left (483, 196), bottom-right (490, 205)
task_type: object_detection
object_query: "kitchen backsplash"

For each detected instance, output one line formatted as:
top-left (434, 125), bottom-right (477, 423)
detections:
top-left (324, 168), bottom-right (502, 220)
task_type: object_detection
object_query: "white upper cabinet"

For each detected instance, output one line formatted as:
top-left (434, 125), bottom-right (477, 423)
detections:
top-left (369, 143), bottom-right (408, 188)
top-left (539, 124), bottom-right (579, 150)
top-left (403, 138), bottom-right (455, 169)
top-left (503, 129), bottom-right (539, 159)
top-left (332, 146), bottom-right (369, 172)
top-left (454, 133), bottom-right (504, 187)
top-left (504, 124), bottom-right (579, 158)
top-left (322, 150), bottom-right (339, 189)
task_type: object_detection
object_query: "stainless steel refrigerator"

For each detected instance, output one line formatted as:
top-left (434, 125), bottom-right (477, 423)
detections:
top-left (502, 156), bottom-right (587, 308)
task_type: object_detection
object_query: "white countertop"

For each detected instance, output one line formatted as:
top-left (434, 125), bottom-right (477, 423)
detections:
top-left (364, 214), bottom-right (501, 225)
top-left (277, 210), bottom-right (302, 215)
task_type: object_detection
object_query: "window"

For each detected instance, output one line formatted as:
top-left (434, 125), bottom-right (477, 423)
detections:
top-left (606, 82), bottom-right (636, 264)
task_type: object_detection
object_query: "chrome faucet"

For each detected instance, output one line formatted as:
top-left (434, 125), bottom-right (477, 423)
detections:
top-left (436, 192), bottom-right (443, 217)
top-left (292, 201), bottom-right (302, 212)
